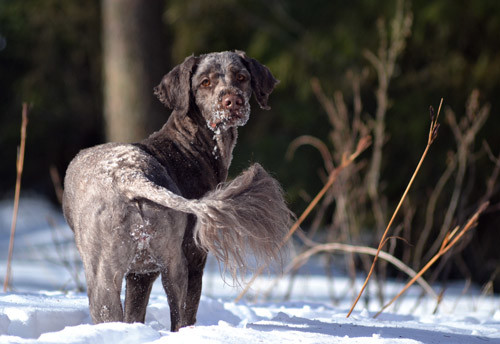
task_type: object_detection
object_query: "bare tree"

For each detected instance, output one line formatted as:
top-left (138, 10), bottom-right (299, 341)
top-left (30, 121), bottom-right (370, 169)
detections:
top-left (102, 0), bottom-right (169, 142)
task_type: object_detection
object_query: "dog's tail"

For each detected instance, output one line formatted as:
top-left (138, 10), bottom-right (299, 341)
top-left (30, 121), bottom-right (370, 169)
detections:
top-left (133, 163), bottom-right (293, 280)
top-left (191, 163), bottom-right (294, 280)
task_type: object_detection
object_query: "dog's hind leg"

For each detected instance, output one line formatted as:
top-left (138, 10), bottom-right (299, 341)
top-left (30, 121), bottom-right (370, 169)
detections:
top-left (159, 246), bottom-right (189, 332)
top-left (124, 271), bottom-right (159, 323)
top-left (84, 262), bottom-right (125, 323)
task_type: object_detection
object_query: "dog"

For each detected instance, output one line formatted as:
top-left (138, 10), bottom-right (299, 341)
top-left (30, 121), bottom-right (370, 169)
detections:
top-left (62, 51), bottom-right (293, 331)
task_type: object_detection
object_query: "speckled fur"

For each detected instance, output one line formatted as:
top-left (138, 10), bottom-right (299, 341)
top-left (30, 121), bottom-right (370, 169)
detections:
top-left (62, 51), bottom-right (291, 332)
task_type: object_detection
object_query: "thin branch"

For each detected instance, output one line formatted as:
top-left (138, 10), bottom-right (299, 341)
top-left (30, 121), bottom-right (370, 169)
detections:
top-left (263, 242), bottom-right (438, 301)
top-left (234, 136), bottom-right (372, 302)
top-left (374, 201), bottom-right (489, 317)
top-left (4, 103), bottom-right (29, 292)
top-left (480, 141), bottom-right (500, 203)
top-left (347, 99), bottom-right (442, 317)
top-left (287, 135), bottom-right (335, 172)
top-left (413, 152), bottom-right (457, 266)
top-left (49, 165), bottom-right (64, 205)
top-left (425, 95), bottom-right (489, 261)
top-left (364, 0), bottom-right (412, 237)
top-left (310, 77), bottom-right (341, 131)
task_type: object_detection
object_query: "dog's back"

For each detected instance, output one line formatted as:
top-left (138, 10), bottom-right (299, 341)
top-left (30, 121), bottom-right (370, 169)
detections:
top-left (63, 141), bottom-right (180, 232)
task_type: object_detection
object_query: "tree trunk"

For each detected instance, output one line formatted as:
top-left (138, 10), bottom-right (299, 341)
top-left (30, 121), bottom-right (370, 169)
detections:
top-left (102, 0), bottom-right (169, 142)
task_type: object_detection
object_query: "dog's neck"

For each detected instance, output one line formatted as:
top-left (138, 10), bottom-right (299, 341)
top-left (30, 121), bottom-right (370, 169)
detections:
top-left (178, 108), bottom-right (238, 172)
top-left (139, 108), bottom-right (238, 198)
top-left (209, 126), bottom-right (238, 169)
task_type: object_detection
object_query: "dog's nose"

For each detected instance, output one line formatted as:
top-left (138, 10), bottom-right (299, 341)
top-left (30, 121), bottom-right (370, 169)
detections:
top-left (222, 94), bottom-right (243, 111)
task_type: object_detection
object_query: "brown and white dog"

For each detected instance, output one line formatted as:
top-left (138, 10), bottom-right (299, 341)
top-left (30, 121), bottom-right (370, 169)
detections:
top-left (62, 51), bottom-right (292, 331)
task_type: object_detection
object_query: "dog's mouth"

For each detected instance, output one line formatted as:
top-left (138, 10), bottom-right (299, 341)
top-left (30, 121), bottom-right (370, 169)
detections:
top-left (207, 94), bottom-right (250, 133)
top-left (209, 110), bottom-right (243, 127)
top-left (208, 114), bottom-right (243, 133)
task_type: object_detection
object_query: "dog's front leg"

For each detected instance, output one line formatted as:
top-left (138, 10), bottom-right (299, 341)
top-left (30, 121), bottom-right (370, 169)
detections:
top-left (183, 250), bottom-right (207, 326)
top-left (182, 216), bottom-right (208, 326)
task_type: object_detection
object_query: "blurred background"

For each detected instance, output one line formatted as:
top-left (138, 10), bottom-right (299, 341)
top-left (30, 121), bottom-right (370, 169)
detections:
top-left (1, 1), bottom-right (499, 292)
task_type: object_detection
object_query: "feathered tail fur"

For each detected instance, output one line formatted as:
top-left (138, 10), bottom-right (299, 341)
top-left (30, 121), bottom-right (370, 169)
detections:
top-left (191, 163), bottom-right (293, 279)
top-left (131, 163), bottom-right (293, 281)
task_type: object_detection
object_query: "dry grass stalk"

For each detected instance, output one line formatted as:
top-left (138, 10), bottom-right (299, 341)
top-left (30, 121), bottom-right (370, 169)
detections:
top-left (422, 91), bottom-right (489, 262)
top-left (288, 75), bottom-right (370, 300)
top-left (412, 152), bottom-right (457, 267)
top-left (280, 2), bottom-right (413, 302)
top-left (364, 0), bottom-right (413, 237)
top-left (287, 135), bottom-right (334, 172)
top-left (374, 201), bottom-right (489, 318)
top-left (234, 136), bottom-right (372, 302)
top-left (49, 165), bottom-right (64, 205)
top-left (263, 241), bottom-right (438, 301)
top-left (346, 99), bottom-right (443, 317)
top-left (412, 90), bottom-right (490, 269)
top-left (481, 141), bottom-right (500, 204)
top-left (3, 103), bottom-right (29, 292)
top-left (46, 216), bottom-right (85, 292)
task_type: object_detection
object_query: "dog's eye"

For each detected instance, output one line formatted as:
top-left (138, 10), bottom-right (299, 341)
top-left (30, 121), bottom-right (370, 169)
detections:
top-left (236, 74), bottom-right (246, 82)
top-left (201, 79), bottom-right (211, 87)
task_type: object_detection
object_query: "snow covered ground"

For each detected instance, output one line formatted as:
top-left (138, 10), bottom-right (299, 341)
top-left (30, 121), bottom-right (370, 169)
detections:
top-left (0, 197), bottom-right (499, 343)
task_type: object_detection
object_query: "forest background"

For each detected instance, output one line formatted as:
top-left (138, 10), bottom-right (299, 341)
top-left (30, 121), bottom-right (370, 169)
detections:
top-left (1, 0), bottom-right (499, 294)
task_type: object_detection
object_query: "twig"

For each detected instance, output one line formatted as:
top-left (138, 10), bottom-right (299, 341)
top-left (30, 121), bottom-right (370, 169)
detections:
top-left (287, 135), bottom-right (335, 172)
top-left (263, 242), bottom-right (438, 301)
top-left (480, 141), bottom-right (500, 204)
top-left (49, 165), bottom-right (64, 205)
top-left (234, 136), bottom-right (372, 302)
top-left (46, 216), bottom-right (85, 292)
top-left (374, 201), bottom-right (488, 317)
top-left (364, 0), bottom-right (413, 237)
top-left (346, 99), bottom-right (442, 317)
top-left (413, 152), bottom-right (457, 267)
top-left (4, 103), bottom-right (29, 292)
top-left (424, 94), bottom-right (489, 262)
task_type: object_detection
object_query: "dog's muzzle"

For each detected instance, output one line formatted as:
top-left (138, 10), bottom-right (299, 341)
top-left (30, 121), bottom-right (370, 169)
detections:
top-left (208, 89), bottom-right (250, 132)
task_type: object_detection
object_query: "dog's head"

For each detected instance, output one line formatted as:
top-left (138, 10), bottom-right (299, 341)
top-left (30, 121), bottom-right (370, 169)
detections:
top-left (154, 51), bottom-right (279, 133)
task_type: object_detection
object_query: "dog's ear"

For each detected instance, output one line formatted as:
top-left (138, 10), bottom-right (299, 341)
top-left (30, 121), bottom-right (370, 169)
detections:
top-left (154, 55), bottom-right (198, 111)
top-left (236, 50), bottom-right (279, 110)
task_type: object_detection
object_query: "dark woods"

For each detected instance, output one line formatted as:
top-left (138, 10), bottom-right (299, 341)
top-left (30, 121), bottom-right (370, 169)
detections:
top-left (1, 0), bottom-right (500, 292)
